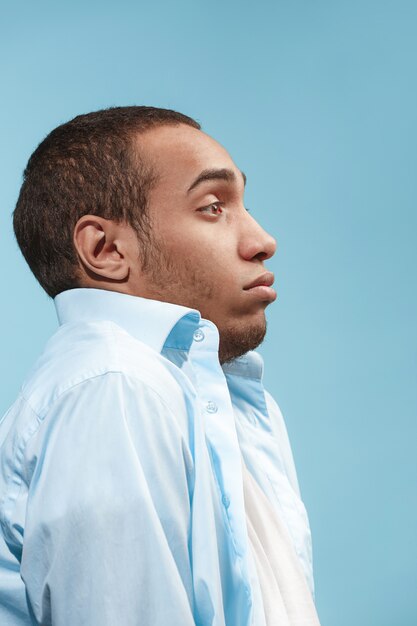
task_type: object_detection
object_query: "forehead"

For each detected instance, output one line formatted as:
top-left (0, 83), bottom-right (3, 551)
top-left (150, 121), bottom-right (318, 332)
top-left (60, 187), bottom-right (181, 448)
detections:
top-left (136, 124), bottom-right (238, 190)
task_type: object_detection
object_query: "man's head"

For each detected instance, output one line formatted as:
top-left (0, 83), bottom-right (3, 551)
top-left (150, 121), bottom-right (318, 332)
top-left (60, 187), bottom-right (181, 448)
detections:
top-left (14, 106), bottom-right (277, 363)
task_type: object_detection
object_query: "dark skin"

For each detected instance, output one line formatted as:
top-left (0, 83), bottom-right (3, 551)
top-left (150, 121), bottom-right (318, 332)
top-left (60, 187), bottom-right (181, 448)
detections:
top-left (73, 124), bottom-right (277, 363)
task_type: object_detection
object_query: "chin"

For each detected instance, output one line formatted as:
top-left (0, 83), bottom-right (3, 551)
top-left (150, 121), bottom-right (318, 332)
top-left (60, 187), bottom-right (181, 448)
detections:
top-left (217, 315), bottom-right (267, 365)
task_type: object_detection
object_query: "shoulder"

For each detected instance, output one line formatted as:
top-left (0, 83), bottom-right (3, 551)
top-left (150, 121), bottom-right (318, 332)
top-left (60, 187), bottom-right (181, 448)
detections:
top-left (0, 370), bottom-right (194, 560)
top-left (1, 364), bottom-right (193, 517)
top-left (20, 320), bottom-right (188, 421)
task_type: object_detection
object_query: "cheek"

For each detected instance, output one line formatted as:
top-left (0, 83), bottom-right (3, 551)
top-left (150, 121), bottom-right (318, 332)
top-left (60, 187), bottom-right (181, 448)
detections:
top-left (163, 237), bottom-right (217, 269)
top-left (154, 221), bottom-right (238, 282)
top-left (157, 223), bottom-right (200, 254)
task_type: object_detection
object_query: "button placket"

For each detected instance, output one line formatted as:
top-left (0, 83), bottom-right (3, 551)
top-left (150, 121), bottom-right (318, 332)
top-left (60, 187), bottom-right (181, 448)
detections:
top-left (188, 321), bottom-right (250, 557)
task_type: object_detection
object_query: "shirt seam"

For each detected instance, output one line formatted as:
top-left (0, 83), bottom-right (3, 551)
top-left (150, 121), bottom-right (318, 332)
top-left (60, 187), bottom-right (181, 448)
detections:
top-left (21, 362), bottom-right (187, 421)
top-left (0, 397), bottom-right (42, 549)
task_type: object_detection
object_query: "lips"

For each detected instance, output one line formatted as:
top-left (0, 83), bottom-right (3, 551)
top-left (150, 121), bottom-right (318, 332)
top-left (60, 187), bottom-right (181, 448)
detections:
top-left (243, 271), bottom-right (275, 290)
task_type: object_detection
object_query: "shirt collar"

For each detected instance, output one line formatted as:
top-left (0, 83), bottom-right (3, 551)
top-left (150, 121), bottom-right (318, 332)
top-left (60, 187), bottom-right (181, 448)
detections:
top-left (221, 351), bottom-right (264, 380)
top-left (54, 287), bottom-right (264, 381)
top-left (54, 288), bottom-right (202, 355)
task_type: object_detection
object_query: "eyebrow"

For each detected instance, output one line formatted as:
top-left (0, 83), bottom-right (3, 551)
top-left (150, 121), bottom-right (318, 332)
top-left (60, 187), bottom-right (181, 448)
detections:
top-left (187, 168), bottom-right (247, 193)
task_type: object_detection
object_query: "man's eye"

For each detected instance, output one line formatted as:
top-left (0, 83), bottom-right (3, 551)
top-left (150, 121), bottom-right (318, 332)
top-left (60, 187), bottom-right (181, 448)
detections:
top-left (197, 201), bottom-right (225, 216)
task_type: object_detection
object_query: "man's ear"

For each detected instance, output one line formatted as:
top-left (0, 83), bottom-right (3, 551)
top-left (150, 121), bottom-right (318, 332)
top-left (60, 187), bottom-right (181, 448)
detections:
top-left (73, 215), bottom-right (130, 282)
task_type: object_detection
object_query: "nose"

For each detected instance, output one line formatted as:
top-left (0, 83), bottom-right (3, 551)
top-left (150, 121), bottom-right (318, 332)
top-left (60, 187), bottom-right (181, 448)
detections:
top-left (238, 211), bottom-right (277, 262)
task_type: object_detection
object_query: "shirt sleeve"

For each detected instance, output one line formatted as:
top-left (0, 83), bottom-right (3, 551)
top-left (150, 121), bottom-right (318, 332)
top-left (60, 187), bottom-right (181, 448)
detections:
top-left (20, 372), bottom-right (196, 626)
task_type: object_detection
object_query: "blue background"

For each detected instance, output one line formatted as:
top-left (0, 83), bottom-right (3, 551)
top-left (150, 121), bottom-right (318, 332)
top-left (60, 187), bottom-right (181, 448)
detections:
top-left (1, 1), bottom-right (416, 624)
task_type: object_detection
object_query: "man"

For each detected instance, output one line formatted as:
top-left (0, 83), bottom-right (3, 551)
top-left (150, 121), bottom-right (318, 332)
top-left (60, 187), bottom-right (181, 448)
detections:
top-left (0, 107), bottom-right (320, 625)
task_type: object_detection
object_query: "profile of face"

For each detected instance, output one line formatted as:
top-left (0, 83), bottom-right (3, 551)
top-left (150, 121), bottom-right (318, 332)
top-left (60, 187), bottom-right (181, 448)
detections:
top-left (75, 124), bottom-right (277, 363)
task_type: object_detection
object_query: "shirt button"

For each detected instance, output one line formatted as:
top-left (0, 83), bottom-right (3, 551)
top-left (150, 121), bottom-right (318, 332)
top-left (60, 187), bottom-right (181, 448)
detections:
top-left (206, 400), bottom-right (218, 414)
top-left (193, 329), bottom-right (205, 342)
top-left (222, 493), bottom-right (231, 508)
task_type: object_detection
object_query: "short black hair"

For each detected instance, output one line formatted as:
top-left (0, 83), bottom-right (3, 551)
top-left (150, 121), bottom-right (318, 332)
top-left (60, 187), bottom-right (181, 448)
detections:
top-left (13, 106), bottom-right (201, 297)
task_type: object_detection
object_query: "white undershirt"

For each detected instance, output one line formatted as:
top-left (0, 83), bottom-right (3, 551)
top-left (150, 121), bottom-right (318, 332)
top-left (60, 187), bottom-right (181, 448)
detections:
top-left (242, 461), bottom-right (321, 626)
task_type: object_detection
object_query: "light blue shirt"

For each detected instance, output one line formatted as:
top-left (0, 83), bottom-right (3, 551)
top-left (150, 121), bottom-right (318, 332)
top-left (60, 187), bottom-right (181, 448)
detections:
top-left (0, 288), bottom-right (314, 625)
